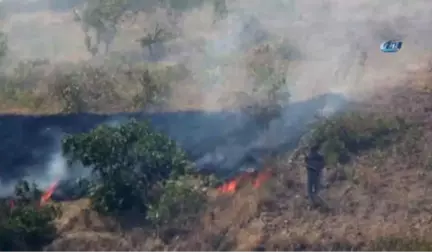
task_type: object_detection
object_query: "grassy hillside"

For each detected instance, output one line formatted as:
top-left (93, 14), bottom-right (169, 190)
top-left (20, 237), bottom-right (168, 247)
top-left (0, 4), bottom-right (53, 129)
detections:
top-left (0, 78), bottom-right (426, 251)
top-left (34, 81), bottom-right (432, 251)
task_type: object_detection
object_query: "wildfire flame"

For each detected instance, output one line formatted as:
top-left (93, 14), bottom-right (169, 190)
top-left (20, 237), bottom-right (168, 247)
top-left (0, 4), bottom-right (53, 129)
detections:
top-left (253, 170), bottom-right (272, 188)
top-left (217, 169), bottom-right (272, 194)
top-left (7, 180), bottom-right (59, 210)
top-left (40, 180), bottom-right (59, 205)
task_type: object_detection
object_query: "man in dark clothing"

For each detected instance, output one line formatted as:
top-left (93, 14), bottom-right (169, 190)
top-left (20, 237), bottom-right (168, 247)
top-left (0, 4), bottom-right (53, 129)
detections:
top-left (305, 145), bottom-right (325, 204)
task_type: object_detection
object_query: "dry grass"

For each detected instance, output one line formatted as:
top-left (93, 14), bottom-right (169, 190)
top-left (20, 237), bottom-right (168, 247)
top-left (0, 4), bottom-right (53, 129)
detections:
top-left (44, 69), bottom-right (432, 250)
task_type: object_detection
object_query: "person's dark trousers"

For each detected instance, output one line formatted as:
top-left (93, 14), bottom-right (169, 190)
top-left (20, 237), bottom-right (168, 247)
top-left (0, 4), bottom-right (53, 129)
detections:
top-left (307, 168), bottom-right (321, 203)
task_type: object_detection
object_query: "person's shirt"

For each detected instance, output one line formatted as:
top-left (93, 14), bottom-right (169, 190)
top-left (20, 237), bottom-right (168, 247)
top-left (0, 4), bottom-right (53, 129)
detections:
top-left (305, 152), bottom-right (325, 172)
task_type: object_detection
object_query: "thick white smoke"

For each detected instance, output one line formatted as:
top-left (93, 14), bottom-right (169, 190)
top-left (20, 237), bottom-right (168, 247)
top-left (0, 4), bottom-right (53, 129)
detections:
top-left (0, 150), bottom-right (69, 197)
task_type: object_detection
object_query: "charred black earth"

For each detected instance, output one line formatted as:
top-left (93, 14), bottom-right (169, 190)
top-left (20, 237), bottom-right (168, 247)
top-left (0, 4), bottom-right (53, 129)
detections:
top-left (0, 93), bottom-right (347, 192)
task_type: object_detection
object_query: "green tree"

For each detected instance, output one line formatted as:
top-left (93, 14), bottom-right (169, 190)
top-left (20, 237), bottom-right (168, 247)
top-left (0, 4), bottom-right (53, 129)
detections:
top-left (61, 120), bottom-right (192, 215)
top-left (308, 113), bottom-right (408, 166)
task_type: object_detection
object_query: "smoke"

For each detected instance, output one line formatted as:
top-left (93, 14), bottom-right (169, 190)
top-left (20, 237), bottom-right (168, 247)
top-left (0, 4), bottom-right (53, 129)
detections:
top-left (161, 0), bottom-right (432, 171)
top-left (1, 0), bottom-right (432, 189)
top-left (0, 150), bottom-right (69, 196)
top-left (4, 0), bottom-right (432, 96)
top-left (0, 126), bottom-right (90, 197)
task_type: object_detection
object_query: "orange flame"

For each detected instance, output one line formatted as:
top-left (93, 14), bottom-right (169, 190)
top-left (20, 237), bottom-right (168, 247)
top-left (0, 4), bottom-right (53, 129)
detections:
top-left (253, 170), bottom-right (272, 188)
top-left (217, 178), bottom-right (239, 193)
top-left (217, 169), bottom-right (272, 194)
top-left (40, 180), bottom-right (59, 205)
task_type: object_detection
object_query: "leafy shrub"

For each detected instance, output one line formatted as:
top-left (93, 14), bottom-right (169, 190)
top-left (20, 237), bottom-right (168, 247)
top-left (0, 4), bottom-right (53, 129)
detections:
top-left (50, 69), bottom-right (87, 113)
top-left (61, 120), bottom-right (192, 215)
top-left (147, 175), bottom-right (206, 227)
top-left (50, 64), bottom-right (124, 113)
top-left (146, 175), bottom-right (208, 243)
top-left (0, 57), bottom-right (183, 113)
top-left (0, 180), bottom-right (61, 251)
top-left (48, 63), bottom-right (175, 113)
top-left (0, 60), bottom-right (48, 110)
top-left (308, 112), bottom-right (408, 166)
top-left (130, 67), bottom-right (172, 110)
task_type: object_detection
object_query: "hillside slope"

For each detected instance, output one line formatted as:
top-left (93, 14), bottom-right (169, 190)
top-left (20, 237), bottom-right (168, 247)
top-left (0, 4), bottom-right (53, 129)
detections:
top-left (45, 71), bottom-right (432, 250)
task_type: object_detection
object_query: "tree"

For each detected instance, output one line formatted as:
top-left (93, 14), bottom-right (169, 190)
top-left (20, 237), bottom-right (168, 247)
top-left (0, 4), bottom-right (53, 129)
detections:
top-left (61, 120), bottom-right (192, 215)
top-left (0, 3), bottom-right (8, 62)
top-left (73, 0), bottom-right (128, 55)
top-left (0, 31), bottom-right (7, 61)
top-left (136, 24), bottom-right (172, 61)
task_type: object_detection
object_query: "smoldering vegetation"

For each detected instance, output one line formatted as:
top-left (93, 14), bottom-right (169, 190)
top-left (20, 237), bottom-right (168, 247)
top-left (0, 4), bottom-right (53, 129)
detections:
top-left (0, 92), bottom-right (348, 195)
top-left (0, 0), bottom-right (430, 193)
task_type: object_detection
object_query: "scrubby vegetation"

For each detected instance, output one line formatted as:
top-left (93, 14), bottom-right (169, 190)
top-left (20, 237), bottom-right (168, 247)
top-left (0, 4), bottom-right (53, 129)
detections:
top-left (309, 112), bottom-right (409, 166)
top-left (0, 62), bottom-right (185, 113)
top-left (0, 181), bottom-right (61, 251)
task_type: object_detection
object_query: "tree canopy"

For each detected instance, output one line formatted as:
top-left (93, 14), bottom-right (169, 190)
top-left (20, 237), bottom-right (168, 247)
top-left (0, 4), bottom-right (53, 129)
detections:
top-left (61, 120), bottom-right (193, 214)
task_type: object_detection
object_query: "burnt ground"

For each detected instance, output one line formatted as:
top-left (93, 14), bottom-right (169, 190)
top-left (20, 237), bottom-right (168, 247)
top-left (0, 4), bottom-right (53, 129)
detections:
top-left (0, 92), bottom-right (347, 186)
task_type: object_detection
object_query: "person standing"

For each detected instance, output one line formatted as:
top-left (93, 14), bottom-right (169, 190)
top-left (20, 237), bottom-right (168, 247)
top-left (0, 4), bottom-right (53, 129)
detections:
top-left (305, 145), bottom-right (325, 205)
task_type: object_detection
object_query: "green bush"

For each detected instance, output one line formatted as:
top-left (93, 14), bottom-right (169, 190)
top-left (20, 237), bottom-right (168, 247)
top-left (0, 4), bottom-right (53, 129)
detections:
top-left (48, 63), bottom-right (174, 113)
top-left (0, 60), bottom-right (47, 110)
top-left (61, 120), bottom-right (193, 215)
top-left (147, 175), bottom-right (206, 227)
top-left (309, 112), bottom-right (408, 166)
top-left (50, 69), bottom-right (87, 113)
top-left (0, 180), bottom-right (61, 251)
